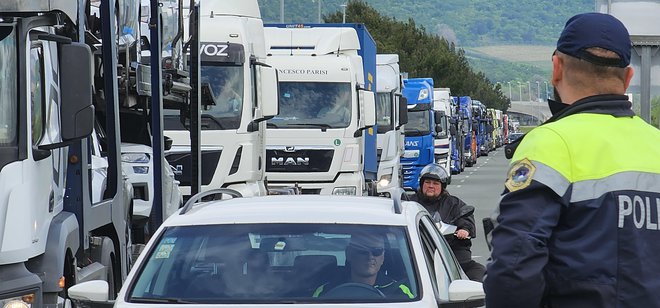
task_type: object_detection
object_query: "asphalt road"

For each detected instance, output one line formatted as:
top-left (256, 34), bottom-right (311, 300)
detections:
top-left (448, 147), bottom-right (511, 266)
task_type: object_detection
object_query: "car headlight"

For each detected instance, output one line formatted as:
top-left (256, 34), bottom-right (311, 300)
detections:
top-left (332, 186), bottom-right (357, 195)
top-left (121, 153), bottom-right (150, 163)
top-left (418, 89), bottom-right (429, 100)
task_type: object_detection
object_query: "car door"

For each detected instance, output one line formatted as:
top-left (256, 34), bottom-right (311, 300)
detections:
top-left (417, 214), bottom-right (465, 303)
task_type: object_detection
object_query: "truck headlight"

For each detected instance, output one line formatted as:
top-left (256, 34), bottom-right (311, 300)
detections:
top-left (2, 295), bottom-right (33, 308)
top-left (418, 89), bottom-right (429, 100)
top-left (378, 174), bottom-right (392, 188)
top-left (121, 153), bottom-right (150, 163)
top-left (132, 166), bottom-right (150, 174)
top-left (332, 187), bottom-right (357, 195)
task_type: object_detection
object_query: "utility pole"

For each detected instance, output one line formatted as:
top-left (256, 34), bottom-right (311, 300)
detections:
top-left (536, 81), bottom-right (540, 101)
top-left (519, 82), bottom-right (523, 102)
top-left (280, 0), bottom-right (284, 23)
top-left (341, 4), bottom-right (347, 23)
top-left (508, 81), bottom-right (512, 99)
top-left (527, 81), bottom-right (532, 101)
top-left (318, 0), bottom-right (322, 23)
top-left (544, 81), bottom-right (549, 100)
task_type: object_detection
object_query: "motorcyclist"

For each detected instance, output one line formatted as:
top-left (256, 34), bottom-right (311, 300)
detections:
top-left (410, 164), bottom-right (485, 281)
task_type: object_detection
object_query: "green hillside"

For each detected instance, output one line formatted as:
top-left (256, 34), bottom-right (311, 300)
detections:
top-left (257, 0), bottom-right (594, 97)
top-left (258, 0), bottom-right (594, 46)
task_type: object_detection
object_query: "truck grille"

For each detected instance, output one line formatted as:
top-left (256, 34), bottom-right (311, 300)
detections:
top-left (266, 149), bottom-right (334, 172)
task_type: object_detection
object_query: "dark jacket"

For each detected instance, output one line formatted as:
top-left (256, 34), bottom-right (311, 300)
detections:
top-left (484, 95), bottom-right (660, 308)
top-left (410, 191), bottom-right (476, 263)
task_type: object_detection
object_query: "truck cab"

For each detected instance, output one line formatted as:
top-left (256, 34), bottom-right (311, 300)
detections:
top-left (433, 88), bottom-right (453, 183)
top-left (375, 54), bottom-right (407, 197)
top-left (264, 24), bottom-right (377, 196)
top-left (401, 78), bottom-right (442, 191)
top-left (164, 1), bottom-right (279, 198)
top-left (459, 96), bottom-right (478, 167)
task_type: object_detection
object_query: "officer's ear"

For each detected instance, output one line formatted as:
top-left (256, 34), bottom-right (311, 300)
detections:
top-left (623, 66), bottom-right (634, 91)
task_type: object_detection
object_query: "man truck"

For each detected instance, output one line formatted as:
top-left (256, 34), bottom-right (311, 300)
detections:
top-left (264, 23), bottom-right (377, 195)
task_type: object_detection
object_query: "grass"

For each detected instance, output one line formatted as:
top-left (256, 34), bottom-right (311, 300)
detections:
top-left (465, 45), bottom-right (555, 63)
top-left (519, 126), bottom-right (537, 133)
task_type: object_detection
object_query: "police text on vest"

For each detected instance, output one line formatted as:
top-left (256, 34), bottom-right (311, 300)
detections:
top-left (618, 195), bottom-right (660, 230)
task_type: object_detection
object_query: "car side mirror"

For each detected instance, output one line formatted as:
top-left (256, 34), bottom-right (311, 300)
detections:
top-left (67, 280), bottom-right (114, 308)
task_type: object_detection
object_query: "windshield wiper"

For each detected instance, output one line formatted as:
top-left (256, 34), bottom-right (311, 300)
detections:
top-left (286, 123), bottom-right (334, 129)
top-left (130, 297), bottom-right (198, 304)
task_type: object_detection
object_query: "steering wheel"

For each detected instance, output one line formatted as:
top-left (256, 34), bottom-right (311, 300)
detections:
top-left (323, 282), bottom-right (386, 299)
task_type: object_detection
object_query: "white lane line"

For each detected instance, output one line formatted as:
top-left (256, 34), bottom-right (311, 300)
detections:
top-left (460, 179), bottom-right (465, 183)
top-left (456, 185), bottom-right (462, 188)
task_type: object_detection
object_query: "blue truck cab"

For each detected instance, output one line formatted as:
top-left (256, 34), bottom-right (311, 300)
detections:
top-left (400, 78), bottom-right (439, 190)
top-left (450, 96), bottom-right (465, 174)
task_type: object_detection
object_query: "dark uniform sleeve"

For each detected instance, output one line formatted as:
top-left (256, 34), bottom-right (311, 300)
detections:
top-left (484, 182), bottom-right (564, 307)
top-left (484, 127), bottom-right (572, 308)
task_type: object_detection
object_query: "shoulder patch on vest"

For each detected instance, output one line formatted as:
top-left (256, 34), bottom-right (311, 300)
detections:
top-left (505, 158), bottom-right (536, 192)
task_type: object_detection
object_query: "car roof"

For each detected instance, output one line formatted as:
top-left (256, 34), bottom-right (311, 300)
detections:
top-left (162, 195), bottom-right (425, 227)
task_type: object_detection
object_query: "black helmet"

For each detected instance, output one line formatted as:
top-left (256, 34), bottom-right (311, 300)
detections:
top-left (418, 164), bottom-right (450, 189)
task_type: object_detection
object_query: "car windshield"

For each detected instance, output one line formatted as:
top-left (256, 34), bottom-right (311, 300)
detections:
top-left (268, 82), bottom-right (352, 129)
top-left (0, 25), bottom-right (17, 146)
top-left (128, 224), bottom-right (419, 303)
top-left (404, 110), bottom-right (430, 136)
top-left (376, 92), bottom-right (393, 133)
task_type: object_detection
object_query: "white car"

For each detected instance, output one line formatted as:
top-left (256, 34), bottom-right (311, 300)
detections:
top-left (69, 192), bottom-right (484, 307)
top-left (121, 142), bottom-right (183, 242)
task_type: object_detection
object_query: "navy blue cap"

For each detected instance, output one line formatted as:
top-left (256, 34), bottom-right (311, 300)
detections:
top-left (557, 12), bottom-right (631, 68)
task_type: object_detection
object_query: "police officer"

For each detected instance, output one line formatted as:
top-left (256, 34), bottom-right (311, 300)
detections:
top-left (484, 13), bottom-right (660, 307)
top-left (410, 164), bottom-right (485, 282)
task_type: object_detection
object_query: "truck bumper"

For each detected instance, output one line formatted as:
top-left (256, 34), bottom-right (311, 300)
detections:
top-left (267, 172), bottom-right (364, 195)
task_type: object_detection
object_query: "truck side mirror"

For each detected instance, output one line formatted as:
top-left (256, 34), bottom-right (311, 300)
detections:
top-left (434, 111), bottom-right (444, 124)
top-left (361, 90), bottom-right (376, 127)
top-left (60, 42), bottom-right (94, 141)
top-left (450, 125), bottom-right (457, 136)
top-left (398, 96), bottom-right (408, 126)
top-left (164, 135), bottom-right (173, 151)
top-left (436, 124), bottom-right (443, 133)
top-left (256, 65), bottom-right (279, 119)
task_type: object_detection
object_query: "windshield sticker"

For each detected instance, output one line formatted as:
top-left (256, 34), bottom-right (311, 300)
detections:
top-left (155, 243), bottom-right (175, 259)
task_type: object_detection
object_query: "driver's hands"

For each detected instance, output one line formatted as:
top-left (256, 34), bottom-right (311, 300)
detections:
top-left (455, 229), bottom-right (470, 239)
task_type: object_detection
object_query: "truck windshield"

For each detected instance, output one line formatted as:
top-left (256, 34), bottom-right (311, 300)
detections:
top-left (376, 92), bottom-right (393, 133)
top-left (0, 25), bottom-right (17, 146)
top-left (269, 82), bottom-right (351, 129)
top-left (200, 64), bottom-right (244, 130)
top-left (404, 110), bottom-right (430, 136)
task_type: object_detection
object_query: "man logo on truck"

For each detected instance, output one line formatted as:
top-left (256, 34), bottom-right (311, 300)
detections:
top-left (271, 157), bottom-right (310, 166)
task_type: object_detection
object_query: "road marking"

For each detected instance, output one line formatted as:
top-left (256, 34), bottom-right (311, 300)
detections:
top-left (465, 175), bottom-right (470, 178)
top-left (460, 179), bottom-right (465, 183)
top-left (469, 172), bottom-right (474, 175)
top-left (456, 185), bottom-right (462, 188)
